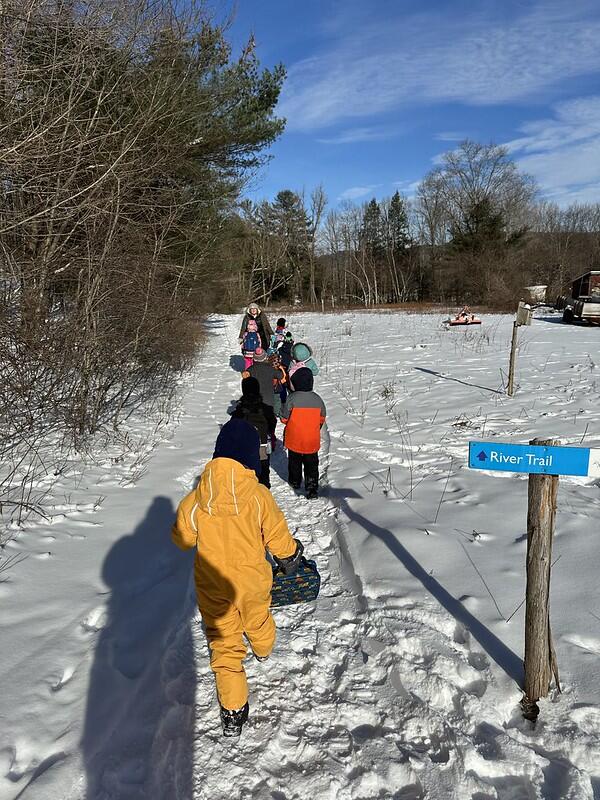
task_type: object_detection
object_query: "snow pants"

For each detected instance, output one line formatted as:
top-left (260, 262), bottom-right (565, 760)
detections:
top-left (258, 456), bottom-right (271, 489)
top-left (200, 594), bottom-right (276, 710)
top-left (288, 450), bottom-right (319, 492)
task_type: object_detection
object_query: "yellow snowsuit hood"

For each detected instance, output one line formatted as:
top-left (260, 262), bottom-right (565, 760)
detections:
top-left (196, 455), bottom-right (259, 518)
top-left (172, 457), bottom-right (297, 709)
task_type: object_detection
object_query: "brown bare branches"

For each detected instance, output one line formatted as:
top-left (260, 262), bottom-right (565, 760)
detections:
top-left (0, 0), bottom-right (285, 535)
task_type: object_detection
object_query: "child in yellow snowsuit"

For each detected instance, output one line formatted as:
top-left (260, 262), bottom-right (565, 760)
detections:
top-left (172, 418), bottom-right (302, 736)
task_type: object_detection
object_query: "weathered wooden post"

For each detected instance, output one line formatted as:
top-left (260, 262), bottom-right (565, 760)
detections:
top-left (507, 321), bottom-right (519, 396)
top-left (469, 437), bottom-right (598, 720)
top-left (507, 302), bottom-right (533, 397)
top-left (522, 437), bottom-right (561, 721)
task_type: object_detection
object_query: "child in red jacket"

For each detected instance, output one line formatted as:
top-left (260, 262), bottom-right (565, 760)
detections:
top-left (280, 367), bottom-right (326, 499)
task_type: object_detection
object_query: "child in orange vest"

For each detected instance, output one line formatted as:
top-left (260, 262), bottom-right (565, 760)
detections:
top-left (280, 367), bottom-right (326, 499)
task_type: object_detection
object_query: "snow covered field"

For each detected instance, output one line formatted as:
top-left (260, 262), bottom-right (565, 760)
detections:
top-left (1, 310), bottom-right (600, 800)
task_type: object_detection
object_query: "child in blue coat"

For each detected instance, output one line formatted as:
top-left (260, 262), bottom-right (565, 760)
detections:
top-left (242, 320), bottom-right (261, 369)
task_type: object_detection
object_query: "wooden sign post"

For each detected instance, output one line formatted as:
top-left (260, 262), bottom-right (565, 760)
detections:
top-left (522, 438), bottom-right (561, 721)
top-left (507, 302), bottom-right (533, 397)
top-left (469, 437), bottom-right (600, 720)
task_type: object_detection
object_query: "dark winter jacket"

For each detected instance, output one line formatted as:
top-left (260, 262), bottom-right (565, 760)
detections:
top-left (278, 339), bottom-right (293, 369)
top-left (244, 361), bottom-right (279, 408)
top-left (281, 368), bottom-right (326, 454)
top-left (231, 388), bottom-right (276, 449)
top-left (238, 305), bottom-right (273, 350)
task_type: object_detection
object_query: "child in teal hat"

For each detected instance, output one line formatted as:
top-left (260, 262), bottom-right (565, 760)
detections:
top-left (288, 342), bottom-right (319, 389)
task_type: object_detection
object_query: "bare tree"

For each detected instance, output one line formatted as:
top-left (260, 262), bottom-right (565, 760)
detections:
top-left (305, 185), bottom-right (327, 307)
top-left (0, 0), bottom-right (285, 533)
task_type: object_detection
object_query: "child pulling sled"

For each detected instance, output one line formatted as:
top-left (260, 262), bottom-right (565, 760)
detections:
top-left (172, 419), bottom-right (303, 737)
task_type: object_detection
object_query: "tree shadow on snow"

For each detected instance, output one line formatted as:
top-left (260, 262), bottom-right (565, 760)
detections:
top-left (414, 366), bottom-right (504, 396)
top-left (338, 497), bottom-right (524, 687)
top-left (229, 354), bottom-right (246, 373)
top-left (81, 496), bottom-right (197, 799)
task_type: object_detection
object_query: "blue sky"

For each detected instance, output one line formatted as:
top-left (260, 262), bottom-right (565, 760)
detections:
top-left (229, 0), bottom-right (600, 208)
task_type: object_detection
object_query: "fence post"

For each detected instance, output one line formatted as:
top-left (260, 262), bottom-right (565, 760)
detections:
top-left (507, 321), bottom-right (519, 396)
top-left (522, 437), bottom-right (561, 721)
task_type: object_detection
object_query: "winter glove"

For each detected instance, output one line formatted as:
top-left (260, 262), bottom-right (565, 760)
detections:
top-left (273, 538), bottom-right (304, 576)
top-left (270, 433), bottom-right (277, 452)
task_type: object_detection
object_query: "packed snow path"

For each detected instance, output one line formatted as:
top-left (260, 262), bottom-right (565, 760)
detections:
top-left (2, 312), bottom-right (600, 799)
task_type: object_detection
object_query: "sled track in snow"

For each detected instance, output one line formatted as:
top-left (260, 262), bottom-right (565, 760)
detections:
top-left (155, 316), bottom-right (600, 800)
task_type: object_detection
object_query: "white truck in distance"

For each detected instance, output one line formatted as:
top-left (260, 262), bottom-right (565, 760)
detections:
top-left (556, 270), bottom-right (600, 324)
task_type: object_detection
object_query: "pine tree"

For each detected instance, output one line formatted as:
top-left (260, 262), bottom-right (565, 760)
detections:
top-left (450, 198), bottom-right (508, 253)
top-left (388, 191), bottom-right (411, 255)
top-left (361, 198), bottom-right (384, 259)
top-left (268, 190), bottom-right (312, 300)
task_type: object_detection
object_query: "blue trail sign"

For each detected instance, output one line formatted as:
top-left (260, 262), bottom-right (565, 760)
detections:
top-left (468, 441), bottom-right (600, 477)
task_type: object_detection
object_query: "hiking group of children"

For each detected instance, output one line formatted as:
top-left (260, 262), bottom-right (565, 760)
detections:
top-left (172, 304), bottom-right (326, 737)
top-left (237, 310), bottom-right (321, 496)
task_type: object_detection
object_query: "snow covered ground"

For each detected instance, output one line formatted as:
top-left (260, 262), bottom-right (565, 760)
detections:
top-left (1, 310), bottom-right (600, 800)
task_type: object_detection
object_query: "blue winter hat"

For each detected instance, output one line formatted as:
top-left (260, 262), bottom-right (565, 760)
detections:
top-left (213, 418), bottom-right (261, 476)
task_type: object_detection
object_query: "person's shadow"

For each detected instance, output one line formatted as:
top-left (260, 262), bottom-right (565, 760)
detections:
top-left (229, 355), bottom-right (246, 373)
top-left (81, 497), bottom-right (196, 799)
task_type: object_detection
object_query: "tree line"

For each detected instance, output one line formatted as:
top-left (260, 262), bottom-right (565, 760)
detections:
top-left (220, 140), bottom-right (600, 309)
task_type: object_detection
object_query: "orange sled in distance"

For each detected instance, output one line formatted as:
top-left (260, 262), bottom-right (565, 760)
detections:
top-left (447, 307), bottom-right (482, 326)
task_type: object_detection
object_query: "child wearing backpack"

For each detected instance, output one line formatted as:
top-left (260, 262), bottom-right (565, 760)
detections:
top-left (231, 377), bottom-right (276, 488)
top-left (268, 318), bottom-right (289, 354)
top-left (288, 342), bottom-right (319, 388)
top-left (241, 320), bottom-right (261, 369)
top-left (268, 352), bottom-right (288, 417)
top-left (172, 418), bottom-right (303, 737)
top-left (281, 367), bottom-right (326, 499)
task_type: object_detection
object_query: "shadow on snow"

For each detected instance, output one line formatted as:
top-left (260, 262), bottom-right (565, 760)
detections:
top-left (414, 366), bottom-right (504, 396)
top-left (337, 494), bottom-right (524, 687)
top-left (229, 354), bottom-right (246, 373)
top-left (81, 496), bottom-right (197, 798)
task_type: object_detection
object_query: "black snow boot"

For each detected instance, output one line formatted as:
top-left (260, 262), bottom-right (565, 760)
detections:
top-left (220, 702), bottom-right (249, 737)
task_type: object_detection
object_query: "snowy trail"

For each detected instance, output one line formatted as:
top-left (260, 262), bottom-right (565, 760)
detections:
top-left (3, 312), bottom-right (600, 799)
top-left (178, 317), bottom-right (599, 799)
top-left (0, 318), bottom-right (231, 800)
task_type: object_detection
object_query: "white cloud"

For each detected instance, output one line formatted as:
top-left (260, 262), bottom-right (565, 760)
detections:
top-left (507, 95), bottom-right (600, 205)
top-left (318, 126), bottom-right (399, 145)
top-left (338, 185), bottom-right (379, 201)
top-left (435, 132), bottom-right (467, 142)
top-left (279, 2), bottom-right (600, 132)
